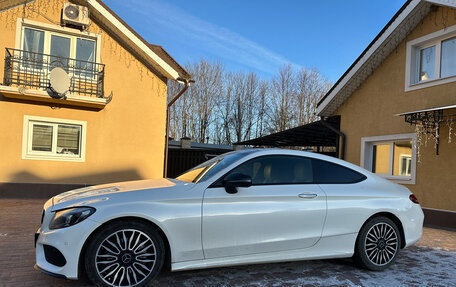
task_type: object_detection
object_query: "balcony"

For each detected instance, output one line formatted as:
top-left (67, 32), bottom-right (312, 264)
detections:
top-left (2, 48), bottom-right (107, 108)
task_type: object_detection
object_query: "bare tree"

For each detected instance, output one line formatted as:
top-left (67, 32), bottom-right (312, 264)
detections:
top-left (270, 64), bottom-right (296, 132)
top-left (218, 72), bottom-right (234, 144)
top-left (168, 59), bottom-right (332, 145)
top-left (170, 59), bottom-right (224, 143)
top-left (232, 72), bottom-right (245, 142)
top-left (294, 68), bottom-right (327, 125)
top-left (168, 79), bottom-right (191, 140)
top-left (229, 72), bottom-right (259, 142)
top-left (255, 79), bottom-right (270, 138)
top-left (243, 72), bottom-right (259, 141)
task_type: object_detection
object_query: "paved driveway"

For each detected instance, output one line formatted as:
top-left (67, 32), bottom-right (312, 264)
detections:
top-left (1, 199), bottom-right (455, 287)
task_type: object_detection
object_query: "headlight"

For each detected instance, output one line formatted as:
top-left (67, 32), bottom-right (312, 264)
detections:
top-left (49, 207), bottom-right (95, 230)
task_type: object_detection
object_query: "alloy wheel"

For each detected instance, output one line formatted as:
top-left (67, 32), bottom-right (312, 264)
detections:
top-left (364, 222), bottom-right (399, 266)
top-left (95, 229), bottom-right (157, 287)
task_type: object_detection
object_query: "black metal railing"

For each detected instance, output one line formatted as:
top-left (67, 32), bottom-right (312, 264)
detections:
top-left (3, 48), bottom-right (105, 98)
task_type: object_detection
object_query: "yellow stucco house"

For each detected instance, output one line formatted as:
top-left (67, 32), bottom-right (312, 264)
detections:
top-left (0, 0), bottom-right (190, 197)
top-left (317, 0), bottom-right (456, 228)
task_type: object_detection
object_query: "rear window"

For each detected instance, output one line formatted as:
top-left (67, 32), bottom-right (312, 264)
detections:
top-left (312, 159), bottom-right (366, 184)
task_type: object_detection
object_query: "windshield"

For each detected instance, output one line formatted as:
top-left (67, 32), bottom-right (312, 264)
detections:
top-left (175, 151), bottom-right (250, 183)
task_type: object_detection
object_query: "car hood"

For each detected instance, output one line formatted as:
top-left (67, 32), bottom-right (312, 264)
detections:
top-left (52, 178), bottom-right (194, 209)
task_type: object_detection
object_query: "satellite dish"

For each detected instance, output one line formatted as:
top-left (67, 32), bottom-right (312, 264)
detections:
top-left (49, 67), bottom-right (70, 97)
top-left (64, 5), bottom-right (80, 20)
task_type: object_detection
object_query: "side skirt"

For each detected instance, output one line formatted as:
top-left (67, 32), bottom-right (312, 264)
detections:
top-left (171, 233), bottom-right (357, 272)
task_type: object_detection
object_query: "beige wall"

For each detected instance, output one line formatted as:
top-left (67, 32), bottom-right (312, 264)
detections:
top-left (334, 6), bottom-right (456, 211)
top-left (0, 0), bottom-right (168, 185)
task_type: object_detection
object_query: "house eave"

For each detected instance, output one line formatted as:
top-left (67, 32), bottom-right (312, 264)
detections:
top-left (316, 0), bottom-right (450, 117)
top-left (426, 0), bottom-right (456, 8)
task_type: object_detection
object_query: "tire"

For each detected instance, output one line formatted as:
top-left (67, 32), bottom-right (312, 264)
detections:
top-left (354, 216), bottom-right (401, 271)
top-left (84, 220), bottom-right (165, 287)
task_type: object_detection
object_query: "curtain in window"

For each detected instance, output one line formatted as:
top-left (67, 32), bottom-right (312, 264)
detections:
top-left (75, 38), bottom-right (96, 77)
top-left (57, 125), bottom-right (80, 155)
top-left (441, 37), bottom-right (456, 78)
top-left (50, 35), bottom-right (71, 71)
top-left (419, 46), bottom-right (435, 81)
top-left (23, 28), bottom-right (44, 69)
top-left (32, 125), bottom-right (53, 152)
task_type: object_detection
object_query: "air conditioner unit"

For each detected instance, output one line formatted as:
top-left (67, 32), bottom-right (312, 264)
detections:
top-left (62, 2), bottom-right (89, 29)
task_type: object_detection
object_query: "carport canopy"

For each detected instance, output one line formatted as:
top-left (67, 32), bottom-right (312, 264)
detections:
top-left (235, 116), bottom-right (340, 147)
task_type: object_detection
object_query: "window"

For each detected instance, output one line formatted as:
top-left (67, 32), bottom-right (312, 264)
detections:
top-left (400, 155), bottom-right (412, 177)
top-left (419, 45), bottom-right (435, 81)
top-left (20, 25), bottom-right (98, 76)
top-left (406, 24), bottom-right (456, 90)
top-left (361, 134), bottom-right (416, 184)
top-left (372, 141), bottom-right (413, 177)
top-left (50, 34), bottom-right (71, 69)
top-left (227, 155), bottom-right (313, 185)
top-left (312, 159), bottom-right (366, 184)
top-left (215, 155), bottom-right (365, 186)
top-left (11, 19), bottom-right (104, 98)
top-left (75, 38), bottom-right (96, 77)
top-left (22, 116), bottom-right (86, 161)
top-left (23, 28), bottom-right (44, 69)
top-left (372, 144), bottom-right (390, 174)
top-left (440, 37), bottom-right (456, 78)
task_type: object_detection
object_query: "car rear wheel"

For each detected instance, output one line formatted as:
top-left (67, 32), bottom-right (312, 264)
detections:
top-left (354, 216), bottom-right (401, 271)
top-left (84, 220), bottom-right (165, 287)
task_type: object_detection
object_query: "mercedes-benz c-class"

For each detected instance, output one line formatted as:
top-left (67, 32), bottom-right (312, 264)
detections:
top-left (35, 149), bottom-right (423, 287)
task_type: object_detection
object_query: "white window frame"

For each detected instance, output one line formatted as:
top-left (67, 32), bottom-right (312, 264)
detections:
top-left (399, 154), bottom-right (412, 177)
top-left (405, 24), bottom-right (456, 91)
top-left (360, 133), bottom-right (416, 185)
top-left (15, 18), bottom-right (102, 65)
top-left (22, 115), bottom-right (87, 162)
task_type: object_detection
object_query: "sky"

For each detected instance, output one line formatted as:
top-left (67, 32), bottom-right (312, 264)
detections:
top-left (103, 0), bottom-right (406, 82)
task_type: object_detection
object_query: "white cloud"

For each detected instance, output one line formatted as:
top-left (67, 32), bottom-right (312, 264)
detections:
top-left (109, 0), bottom-right (302, 74)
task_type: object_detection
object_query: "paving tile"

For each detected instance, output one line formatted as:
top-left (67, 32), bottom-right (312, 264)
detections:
top-left (0, 199), bottom-right (455, 286)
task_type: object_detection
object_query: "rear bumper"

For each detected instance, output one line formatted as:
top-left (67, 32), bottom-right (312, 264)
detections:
top-left (403, 204), bottom-right (424, 247)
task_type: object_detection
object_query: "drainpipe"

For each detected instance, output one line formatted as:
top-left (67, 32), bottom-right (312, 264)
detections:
top-left (163, 77), bottom-right (194, 178)
top-left (321, 117), bottom-right (346, 160)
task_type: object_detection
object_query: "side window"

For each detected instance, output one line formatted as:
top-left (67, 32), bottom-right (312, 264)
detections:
top-left (228, 155), bottom-right (313, 185)
top-left (312, 159), bottom-right (366, 184)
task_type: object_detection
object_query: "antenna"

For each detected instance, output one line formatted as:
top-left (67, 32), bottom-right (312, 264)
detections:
top-left (48, 67), bottom-right (70, 99)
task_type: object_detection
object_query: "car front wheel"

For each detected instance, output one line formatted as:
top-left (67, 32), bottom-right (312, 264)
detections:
top-left (354, 216), bottom-right (401, 271)
top-left (84, 220), bottom-right (165, 287)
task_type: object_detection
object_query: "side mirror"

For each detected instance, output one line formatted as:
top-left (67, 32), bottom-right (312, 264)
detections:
top-left (223, 172), bottom-right (252, 194)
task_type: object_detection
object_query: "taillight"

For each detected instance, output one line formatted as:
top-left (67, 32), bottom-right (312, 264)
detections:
top-left (409, 194), bottom-right (419, 204)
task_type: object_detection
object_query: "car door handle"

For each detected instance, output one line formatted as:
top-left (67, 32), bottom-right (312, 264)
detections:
top-left (298, 193), bottom-right (318, 199)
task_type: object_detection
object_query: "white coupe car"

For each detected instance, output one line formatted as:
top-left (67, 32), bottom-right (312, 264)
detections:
top-left (35, 149), bottom-right (423, 287)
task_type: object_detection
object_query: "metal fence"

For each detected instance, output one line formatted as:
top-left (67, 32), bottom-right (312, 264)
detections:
top-left (3, 48), bottom-right (104, 98)
top-left (167, 149), bottom-right (231, 178)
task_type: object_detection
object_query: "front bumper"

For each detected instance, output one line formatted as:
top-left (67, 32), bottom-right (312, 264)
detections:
top-left (34, 264), bottom-right (67, 279)
top-left (35, 217), bottom-right (100, 280)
